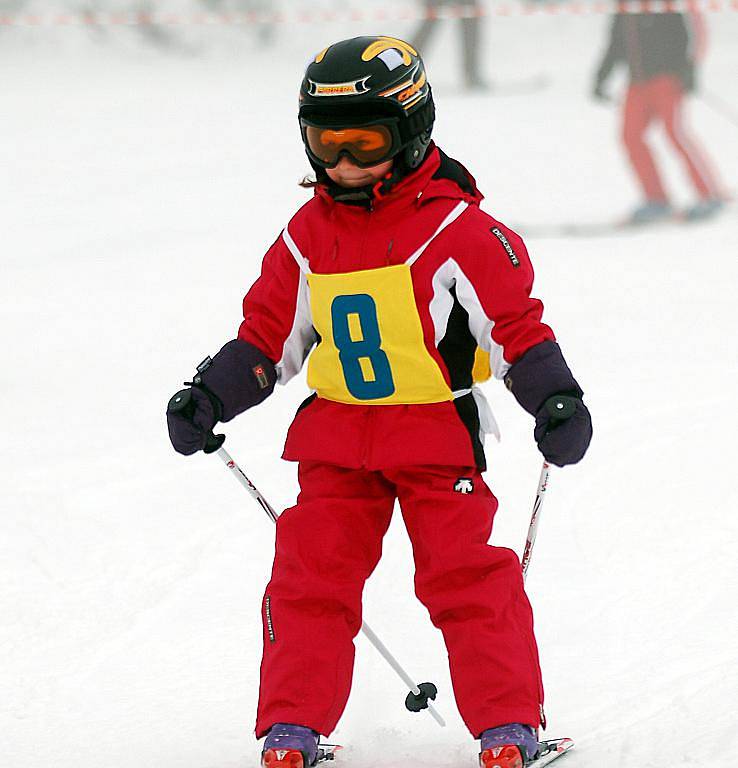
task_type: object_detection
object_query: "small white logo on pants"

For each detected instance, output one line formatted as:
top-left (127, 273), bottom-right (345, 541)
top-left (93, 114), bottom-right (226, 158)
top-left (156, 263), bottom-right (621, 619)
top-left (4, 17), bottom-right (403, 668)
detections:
top-left (454, 477), bottom-right (474, 494)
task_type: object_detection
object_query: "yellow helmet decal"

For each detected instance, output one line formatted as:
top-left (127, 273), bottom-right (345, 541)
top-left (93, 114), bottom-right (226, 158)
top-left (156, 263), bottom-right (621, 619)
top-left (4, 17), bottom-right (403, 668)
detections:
top-left (315, 46), bottom-right (330, 63)
top-left (361, 37), bottom-right (417, 66)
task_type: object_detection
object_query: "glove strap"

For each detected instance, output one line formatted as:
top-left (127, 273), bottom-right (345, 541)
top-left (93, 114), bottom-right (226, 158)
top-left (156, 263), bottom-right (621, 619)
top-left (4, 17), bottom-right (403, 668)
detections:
top-left (184, 356), bottom-right (224, 423)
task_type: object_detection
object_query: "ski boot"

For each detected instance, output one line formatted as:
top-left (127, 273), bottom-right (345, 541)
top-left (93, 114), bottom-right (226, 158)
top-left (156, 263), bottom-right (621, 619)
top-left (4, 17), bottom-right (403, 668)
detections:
top-left (479, 723), bottom-right (540, 768)
top-left (628, 200), bottom-right (675, 226)
top-left (684, 198), bottom-right (724, 222)
top-left (261, 723), bottom-right (319, 768)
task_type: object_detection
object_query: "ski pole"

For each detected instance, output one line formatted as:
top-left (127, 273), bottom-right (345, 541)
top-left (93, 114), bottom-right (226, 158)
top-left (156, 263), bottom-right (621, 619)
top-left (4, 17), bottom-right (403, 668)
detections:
top-left (167, 389), bottom-right (445, 727)
top-left (520, 395), bottom-right (577, 581)
top-left (699, 89), bottom-right (738, 131)
top-left (521, 460), bottom-right (550, 582)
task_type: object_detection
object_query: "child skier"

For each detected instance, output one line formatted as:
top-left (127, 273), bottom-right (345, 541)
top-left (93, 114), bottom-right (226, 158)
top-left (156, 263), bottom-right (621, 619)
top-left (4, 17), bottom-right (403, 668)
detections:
top-left (167, 36), bottom-right (592, 768)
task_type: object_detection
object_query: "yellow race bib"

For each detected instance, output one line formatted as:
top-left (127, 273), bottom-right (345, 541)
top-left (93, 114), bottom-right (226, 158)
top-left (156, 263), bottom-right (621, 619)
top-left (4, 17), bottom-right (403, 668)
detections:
top-left (306, 264), bottom-right (453, 405)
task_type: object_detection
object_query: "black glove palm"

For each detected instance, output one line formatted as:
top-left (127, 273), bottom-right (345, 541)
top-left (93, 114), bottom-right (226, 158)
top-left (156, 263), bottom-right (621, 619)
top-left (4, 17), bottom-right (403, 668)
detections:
top-left (534, 395), bottom-right (592, 467)
top-left (167, 387), bottom-right (221, 455)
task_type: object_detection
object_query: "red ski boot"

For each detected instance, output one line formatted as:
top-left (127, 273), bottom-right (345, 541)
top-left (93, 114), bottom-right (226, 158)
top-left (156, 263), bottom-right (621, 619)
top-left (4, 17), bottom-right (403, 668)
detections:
top-left (261, 723), bottom-right (342, 768)
top-left (479, 724), bottom-right (539, 768)
top-left (261, 723), bottom-right (319, 768)
top-left (480, 744), bottom-right (527, 768)
top-left (262, 748), bottom-right (309, 768)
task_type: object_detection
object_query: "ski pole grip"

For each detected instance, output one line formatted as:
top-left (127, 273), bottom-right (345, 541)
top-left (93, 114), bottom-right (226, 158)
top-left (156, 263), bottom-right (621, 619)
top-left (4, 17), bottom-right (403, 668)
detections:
top-left (544, 394), bottom-right (577, 429)
top-left (167, 388), bottom-right (226, 454)
top-left (203, 432), bottom-right (226, 453)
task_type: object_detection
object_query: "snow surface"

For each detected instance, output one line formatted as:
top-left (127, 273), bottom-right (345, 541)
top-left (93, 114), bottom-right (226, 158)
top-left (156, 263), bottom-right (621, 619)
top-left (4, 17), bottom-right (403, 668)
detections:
top-left (2, 7), bottom-right (738, 768)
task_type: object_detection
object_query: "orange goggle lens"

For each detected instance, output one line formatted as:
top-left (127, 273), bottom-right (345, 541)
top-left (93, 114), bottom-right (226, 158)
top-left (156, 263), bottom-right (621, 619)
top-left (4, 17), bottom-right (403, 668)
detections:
top-left (305, 124), bottom-right (395, 167)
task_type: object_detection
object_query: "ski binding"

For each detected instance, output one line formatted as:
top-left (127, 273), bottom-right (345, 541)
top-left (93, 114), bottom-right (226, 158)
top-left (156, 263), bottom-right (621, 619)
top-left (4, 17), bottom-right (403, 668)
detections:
top-left (531, 738), bottom-right (574, 767)
top-left (262, 745), bottom-right (342, 768)
top-left (480, 738), bottom-right (574, 768)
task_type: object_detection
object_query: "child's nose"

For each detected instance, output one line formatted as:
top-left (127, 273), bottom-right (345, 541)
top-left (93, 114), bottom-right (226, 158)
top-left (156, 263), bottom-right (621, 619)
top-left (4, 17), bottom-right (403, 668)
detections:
top-left (335, 155), bottom-right (358, 170)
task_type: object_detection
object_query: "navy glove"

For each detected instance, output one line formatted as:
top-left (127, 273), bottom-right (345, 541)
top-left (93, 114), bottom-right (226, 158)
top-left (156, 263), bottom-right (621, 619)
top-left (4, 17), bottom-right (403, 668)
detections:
top-left (592, 82), bottom-right (610, 102)
top-left (167, 339), bottom-right (276, 456)
top-left (505, 341), bottom-right (592, 467)
top-left (534, 395), bottom-right (592, 467)
top-left (167, 386), bottom-right (220, 456)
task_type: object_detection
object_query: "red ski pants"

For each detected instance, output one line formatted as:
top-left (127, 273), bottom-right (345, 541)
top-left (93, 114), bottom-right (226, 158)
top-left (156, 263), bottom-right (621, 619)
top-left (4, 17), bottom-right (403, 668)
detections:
top-left (255, 462), bottom-right (543, 738)
top-left (622, 75), bottom-right (720, 202)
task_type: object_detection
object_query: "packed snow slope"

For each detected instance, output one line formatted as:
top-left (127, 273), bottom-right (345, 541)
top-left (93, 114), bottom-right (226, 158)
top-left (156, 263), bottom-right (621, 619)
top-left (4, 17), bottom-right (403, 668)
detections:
top-left (2, 9), bottom-right (738, 768)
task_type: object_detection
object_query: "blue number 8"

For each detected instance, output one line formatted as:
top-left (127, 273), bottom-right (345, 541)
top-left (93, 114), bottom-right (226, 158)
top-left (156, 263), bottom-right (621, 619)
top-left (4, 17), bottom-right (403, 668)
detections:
top-left (331, 294), bottom-right (395, 400)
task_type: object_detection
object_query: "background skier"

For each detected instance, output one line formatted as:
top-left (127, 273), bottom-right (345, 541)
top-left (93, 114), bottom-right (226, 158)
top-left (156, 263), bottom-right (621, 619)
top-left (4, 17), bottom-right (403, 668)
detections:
top-left (411, 0), bottom-right (488, 90)
top-left (593, 10), bottom-right (724, 223)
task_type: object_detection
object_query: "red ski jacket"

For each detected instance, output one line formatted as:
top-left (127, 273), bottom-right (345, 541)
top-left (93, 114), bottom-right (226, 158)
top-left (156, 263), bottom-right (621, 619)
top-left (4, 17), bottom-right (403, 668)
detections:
top-left (238, 146), bottom-right (554, 470)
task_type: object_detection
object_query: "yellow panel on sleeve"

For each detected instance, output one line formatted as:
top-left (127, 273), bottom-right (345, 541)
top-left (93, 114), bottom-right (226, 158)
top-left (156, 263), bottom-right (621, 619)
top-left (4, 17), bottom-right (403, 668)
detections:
top-left (472, 347), bottom-right (491, 383)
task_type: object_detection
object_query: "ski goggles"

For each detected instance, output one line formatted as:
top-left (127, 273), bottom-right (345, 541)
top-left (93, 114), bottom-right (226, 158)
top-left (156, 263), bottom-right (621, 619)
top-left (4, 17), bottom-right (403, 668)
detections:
top-left (300, 118), bottom-right (401, 169)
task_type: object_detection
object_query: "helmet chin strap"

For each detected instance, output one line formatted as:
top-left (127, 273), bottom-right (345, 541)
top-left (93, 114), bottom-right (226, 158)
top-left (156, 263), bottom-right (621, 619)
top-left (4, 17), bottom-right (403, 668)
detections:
top-left (372, 162), bottom-right (406, 200)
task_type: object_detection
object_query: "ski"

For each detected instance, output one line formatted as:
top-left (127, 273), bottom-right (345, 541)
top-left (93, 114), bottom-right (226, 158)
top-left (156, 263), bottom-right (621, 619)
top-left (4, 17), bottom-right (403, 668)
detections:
top-left (481, 738), bottom-right (574, 768)
top-left (316, 745), bottom-right (342, 763)
top-left (512, 199), bottom-right (730, 238)
top-left (530, 738), bottom-right (575, 767)
top-left (491, 74), bottom-right (551, 96)
top-left (265, 739), bottom-right (570, 768)
top-left (262, 745), bottom-right (342, 768)
top-left (443, 75), bottom-right (550, 99)
top-left (511, 215), bottom-right (682, 238)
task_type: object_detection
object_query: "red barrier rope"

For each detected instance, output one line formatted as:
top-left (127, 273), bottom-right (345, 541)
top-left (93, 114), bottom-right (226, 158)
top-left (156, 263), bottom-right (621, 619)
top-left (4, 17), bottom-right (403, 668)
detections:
top-left (1, 0), bottom-right (736, 27)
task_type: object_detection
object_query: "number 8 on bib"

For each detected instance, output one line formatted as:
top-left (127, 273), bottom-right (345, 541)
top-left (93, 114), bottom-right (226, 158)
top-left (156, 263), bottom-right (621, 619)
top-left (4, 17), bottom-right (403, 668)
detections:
top-left (331, 294), bottom-right (395, 400)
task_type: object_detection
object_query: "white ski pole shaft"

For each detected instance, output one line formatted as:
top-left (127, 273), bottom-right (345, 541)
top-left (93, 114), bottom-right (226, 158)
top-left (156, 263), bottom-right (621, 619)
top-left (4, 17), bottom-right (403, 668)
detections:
top-left (700, 89), bottom-right (738, 130)
top-left (359, 621), bottom-right (446, 727)
top-left (520, 395), bottom-right (577, 581)
top-left (521, 460), bottom-right (550, 582)
top-left (211, 441), bottom-right (445, 727)
top-left (216, 445), bottom-right (278, 523)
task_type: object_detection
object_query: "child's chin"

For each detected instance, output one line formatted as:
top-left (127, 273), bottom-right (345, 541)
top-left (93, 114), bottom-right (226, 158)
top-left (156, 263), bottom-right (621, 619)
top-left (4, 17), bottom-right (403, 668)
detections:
top-left (339, 176), bottom-right (372, 187)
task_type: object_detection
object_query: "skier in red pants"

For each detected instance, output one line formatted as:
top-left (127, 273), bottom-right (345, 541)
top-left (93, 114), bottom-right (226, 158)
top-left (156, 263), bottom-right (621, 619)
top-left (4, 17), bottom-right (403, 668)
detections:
top-left (167, 36), bottom-right (592, 768)
top-left (593, 11), bottom-right (723, 223)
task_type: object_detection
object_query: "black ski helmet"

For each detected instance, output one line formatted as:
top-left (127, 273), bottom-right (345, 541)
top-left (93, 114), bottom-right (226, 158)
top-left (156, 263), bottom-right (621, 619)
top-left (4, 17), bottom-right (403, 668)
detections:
top-left (299, 36), bottom-right (435, 172)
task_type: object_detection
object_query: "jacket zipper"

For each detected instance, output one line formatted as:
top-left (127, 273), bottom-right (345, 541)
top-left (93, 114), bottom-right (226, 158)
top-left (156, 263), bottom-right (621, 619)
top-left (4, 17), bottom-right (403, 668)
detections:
top-left (362, 406), bottom-right (375, 468)
top-left (358, 204), bottom-right (374, 268)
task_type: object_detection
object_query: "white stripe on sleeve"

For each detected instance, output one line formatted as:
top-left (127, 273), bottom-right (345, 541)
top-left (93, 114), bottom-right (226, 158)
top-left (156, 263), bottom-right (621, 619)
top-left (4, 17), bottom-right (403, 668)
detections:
top-left (435, 258), bottom-right (511, 380)
top-left (274, 226), bottom-right (316, 383)
top-left (275, 270), bottom-right (317, 384)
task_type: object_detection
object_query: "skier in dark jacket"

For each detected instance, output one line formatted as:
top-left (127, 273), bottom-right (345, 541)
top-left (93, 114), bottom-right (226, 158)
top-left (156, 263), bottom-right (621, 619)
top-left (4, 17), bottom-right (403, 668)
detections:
top-left (593, 11), bottom-right (723, 223)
